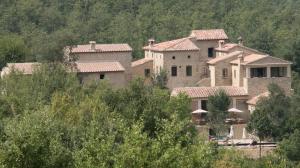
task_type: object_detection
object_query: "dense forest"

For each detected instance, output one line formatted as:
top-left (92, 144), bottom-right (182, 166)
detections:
top-left (1, 0), bottom-right (300, 68)
top-left (1, 0), bottom-right (300, 167)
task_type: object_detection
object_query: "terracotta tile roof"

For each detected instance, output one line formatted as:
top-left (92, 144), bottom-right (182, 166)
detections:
top-left (190, 29), bottom-right (228, 40)
top-left (230, 54), bottom-right (292, 65)
top-left (207, 51), bottom-right (242, 65)
top-left (143, 37), bottom-right (200, 52)
top-left (215, 43), bottom-right (264, 54)
top-left (132, 58), bottom-right (153, 67)
top-left (76, 62), bottom-right (125, 73)
top-left (215, 43), bottom-right (238, 52)
top-left (4, 62), bottom-right (40, 75)
top-left (71, 44), bottom-right (132, 53)
top-left (171, 86), bottom-right (248, 98)
top-left (230, 54), bottom-right (267, 65)
top-left (247, 92), bottom-right (269, 105)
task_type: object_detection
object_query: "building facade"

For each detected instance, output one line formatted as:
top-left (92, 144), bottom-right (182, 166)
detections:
top-left (140, 29), bottom-right (229, 89)
top-left (2, 41), bottom-right (133, 88)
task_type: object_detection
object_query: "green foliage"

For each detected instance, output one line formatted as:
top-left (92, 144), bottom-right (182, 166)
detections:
top-left (0, 63), bottom-right (79, 116)
top-left (0, 64), bottom-right (299, 167)
top-left (207, 89), bottom-right (231, 136)
top-left (247, 84), bottom-right (290, 141)
top-left (1, 0), bottom-right (300, 70)
top-left (152, 69), bottom-right (168, 89)
top-left (0, 35), bottom-right (28, 69)
top-left (278, 129), bottom-right (300, 162)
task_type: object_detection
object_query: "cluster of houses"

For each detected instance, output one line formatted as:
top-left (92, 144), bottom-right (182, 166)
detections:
top-left (1, 29), bottom-right (292, 139)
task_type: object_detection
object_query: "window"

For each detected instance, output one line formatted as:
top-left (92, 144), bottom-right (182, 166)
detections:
top-left (271, 67), bottom-right (287, 77)
top-left (186, 66), bottom-right (192, 76)
top-left (208, 48), bottom-right (214, 57)
top-left (188, 55), bottom-right (191, 59)
top-left (201, 100), bottom-right (208, 110)
top-left (171, 66), bottom-right (177, 76)
top-left (172, 56), bottom-right (176, 60)
top-left (100, 74), bottom-right (105, 79)
top-left (250, 68), bottom-right (267, 78)
top-left (222, 68), bottom-right (228, 78)
top-left (144, 69), bottom-right (150, 77)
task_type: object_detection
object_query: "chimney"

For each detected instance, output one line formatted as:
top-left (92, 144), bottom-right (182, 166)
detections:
top-left (238, 52), bottom-right (244, 64)
top-left (218, 40), bottom-right (225, 48)
top-left (238, 36), bottom-right (243, 46)
top-left (89, 41), bottom-right (96, 50)
top-left (148, 38), bottom-right (155, 47)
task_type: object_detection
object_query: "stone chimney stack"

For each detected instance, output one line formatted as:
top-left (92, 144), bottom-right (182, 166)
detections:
top-left (89, 41), bottom-right (96, 50)
top-left (237, 52), bottom-right (244, 87)
top-left (238, 36), bottom-right (243, 46)
top-left (218, 40), bottom-right (225, 48)
top-left (238, 53), bottom-right (244, 64)
top-left (148, 38), bottom-right (155, 47)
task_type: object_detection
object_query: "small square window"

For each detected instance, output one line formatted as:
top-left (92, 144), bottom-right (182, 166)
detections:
top-left (100, 74), bottom-right (105, 79)
top-left (172, 56), bottom-right (176, 60)
top-left (188, 55), bottom-right (191, 59)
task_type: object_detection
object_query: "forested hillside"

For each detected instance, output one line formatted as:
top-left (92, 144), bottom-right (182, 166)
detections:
top-left (0, 64), bottom-right (299, 167)
top-left (1, 0), bottom-right (300, 69)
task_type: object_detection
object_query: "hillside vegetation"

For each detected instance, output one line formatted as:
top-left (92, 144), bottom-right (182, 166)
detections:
top-left (1, 0), bottom-right (300, 69)
top-left (0, 64), bottom-right (299, 167)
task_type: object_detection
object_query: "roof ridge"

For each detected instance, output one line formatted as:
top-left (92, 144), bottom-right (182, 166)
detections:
top-left (164, 37), bottom-right (188, 50)
top-left (244, 54), bottom-right (268, 64)
top-left (192, 28), bottom-right (224, 31)
top-left (237, 44), bottom-right (265, 54)
top-left (267, 55), bottom-right (292, 63)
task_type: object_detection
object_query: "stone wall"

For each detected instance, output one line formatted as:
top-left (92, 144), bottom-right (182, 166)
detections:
top-left (74, 52), bottom-right (132, 82)
top-left (163, 50), bottom-right (205, 89)
top-left (79, 72), bottom-right (126, 88)
top-left (131, 60), bottom-right (153, 84)
top-left (232, 65), bottom-right (246, 87)
top-left (197, 78), bottom-right (211, 87)
top-left (245, 77), bottom-right (292, 97)
top-left (192, 39), bottom-right (219, 58)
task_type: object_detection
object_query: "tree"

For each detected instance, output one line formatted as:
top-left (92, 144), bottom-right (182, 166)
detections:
top-left (207, 89), bottom-right (231, 137)
top-left (0, 35), bottom-right (28, 69)
top-left (152, 69), bottom-right (168, 89)
top-left (247, 83), bottom-right (290, 158)
top-left (247, 84), bottom-right (290, 141)
top-left (278, 129), bottom-right (300, 162)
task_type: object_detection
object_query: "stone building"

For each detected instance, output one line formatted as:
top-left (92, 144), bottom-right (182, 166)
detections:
top-left (65, 41), bottom-right (133, 85)
top-left (132, 28), bottom-right (292, 118)
top-left (131, 29), bottom-right (292, 138)
top-left (131, 58), bottom-right (153, 84)
top-left (139, 29), bottom-right (228, 89)
top-left (2, 41), bottom-right (133, 88)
